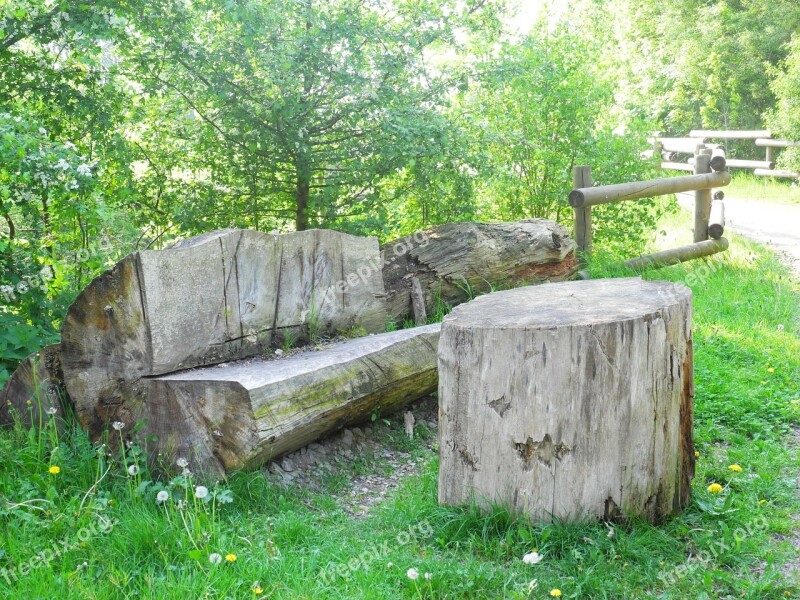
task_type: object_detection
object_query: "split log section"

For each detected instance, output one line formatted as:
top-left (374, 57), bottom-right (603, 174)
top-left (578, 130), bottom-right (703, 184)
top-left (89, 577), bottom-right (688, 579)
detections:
top-left (438, 278), bottom-right (695, 523)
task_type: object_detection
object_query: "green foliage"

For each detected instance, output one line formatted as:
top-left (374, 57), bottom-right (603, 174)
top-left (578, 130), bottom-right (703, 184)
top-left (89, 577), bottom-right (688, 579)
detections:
top-left (600, 0), bottom-right (800, 136)
top-left (0, 314), bottom-right (57, 385)
top-left (766, 35), bottom-right (800, 172)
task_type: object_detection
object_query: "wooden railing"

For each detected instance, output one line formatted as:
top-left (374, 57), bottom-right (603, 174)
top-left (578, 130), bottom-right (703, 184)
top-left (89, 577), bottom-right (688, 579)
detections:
top-left (652, 130), bottom-right (800, 179)
top-left (570, 144), bottom-right (731, 270)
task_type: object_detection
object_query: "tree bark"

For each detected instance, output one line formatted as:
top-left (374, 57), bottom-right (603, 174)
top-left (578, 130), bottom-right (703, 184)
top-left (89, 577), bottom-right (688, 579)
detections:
top-left (438, 278), bottom-right (695, 523)
top-left (381, 219), bottom-right (578, 324)
top-left (296, 171), bottom-right (311, 231)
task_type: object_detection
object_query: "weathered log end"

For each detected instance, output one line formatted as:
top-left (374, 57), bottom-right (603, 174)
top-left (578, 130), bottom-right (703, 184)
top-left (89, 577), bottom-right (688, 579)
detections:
top-left (438, 278), bottom-right (695, 524)
top-left (0, 344), bottom-right (68, 428)
top-left (381, 220), bottom-right (578, 324)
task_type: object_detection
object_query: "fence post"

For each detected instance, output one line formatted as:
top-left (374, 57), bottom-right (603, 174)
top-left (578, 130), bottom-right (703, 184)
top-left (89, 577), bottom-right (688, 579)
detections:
top-left (693, 148), bottom-right (712, 242)
top-left (572, 165), bottom-right (592, 262)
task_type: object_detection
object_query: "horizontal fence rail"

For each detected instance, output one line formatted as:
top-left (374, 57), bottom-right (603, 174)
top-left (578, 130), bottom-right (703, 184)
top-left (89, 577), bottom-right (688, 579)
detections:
top-left (569, 172), bottom-right (731, 208)
top-left (654, 131), bottom-right (800, 179)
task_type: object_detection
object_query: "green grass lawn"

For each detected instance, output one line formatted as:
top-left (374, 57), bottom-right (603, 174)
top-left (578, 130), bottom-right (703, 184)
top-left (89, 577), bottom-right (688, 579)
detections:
top-left (1, 212), bottom-right (799, 599)
top-left (725, 172), bottom-right (800, 205)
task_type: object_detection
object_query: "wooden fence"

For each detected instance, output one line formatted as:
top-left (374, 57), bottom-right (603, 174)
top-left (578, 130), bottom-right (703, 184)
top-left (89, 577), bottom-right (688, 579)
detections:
top-left (651, 130), bottom-right (800, 179)
top-left (570, 144), bottom-right (730, 270)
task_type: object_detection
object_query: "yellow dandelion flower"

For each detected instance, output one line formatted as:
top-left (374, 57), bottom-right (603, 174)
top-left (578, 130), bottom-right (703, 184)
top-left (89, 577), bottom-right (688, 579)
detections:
top-left (48, 465), bottom-right (60, 475)
top-left (760, 381), bottom-right (767, 385)
top-left (252, 582), bottom-right (263, 594)
top-left (225, 553), bottom-right (237, 563)
top-left (767, 367), bottom-right (775, 373)
top-left (707, 483), bottom-right (723, 493)
top-left (694, 451), bottom-right (700, 458)
top-left (26, 400), bottom-right (32, 406)
top-left (759, 499), bottom-right (766, 505)
top-left (728, 464), bottom-right (742, 473)
top-left (550, 590), bottom-right (562, 598)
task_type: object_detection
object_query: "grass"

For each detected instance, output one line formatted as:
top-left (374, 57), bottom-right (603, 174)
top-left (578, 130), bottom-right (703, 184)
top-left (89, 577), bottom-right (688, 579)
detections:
top-left (1, 209), bottom-right (799, 598)
top-left (725, 172), bottom-right (800, 205)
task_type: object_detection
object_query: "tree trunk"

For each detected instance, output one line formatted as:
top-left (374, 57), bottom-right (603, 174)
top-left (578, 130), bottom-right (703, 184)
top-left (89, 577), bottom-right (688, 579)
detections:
top-left (438, 278), bottom-right (695, 523)
top-left (60, 228), bottom-right (387, 451)
top-left (381, 219), bottom-right (578, 324)
top-left (295, 164), bottom-right (311, 231)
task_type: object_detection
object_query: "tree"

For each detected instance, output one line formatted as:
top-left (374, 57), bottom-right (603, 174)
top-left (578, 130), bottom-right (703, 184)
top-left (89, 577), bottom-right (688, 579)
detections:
top-left (128, 0), bottom-right (503, 232)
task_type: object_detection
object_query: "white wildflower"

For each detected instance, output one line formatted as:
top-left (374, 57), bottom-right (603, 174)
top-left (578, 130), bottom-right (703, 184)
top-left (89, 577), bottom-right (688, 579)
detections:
top-left (76, 163), bottom-right (92, 177)
top-left (55, 158), bottom-right (70, 171)
top-left (523, 551), bottom-right (543, 565)
top-left (176, 457), bottom-right (188, 468)
top-left (127, 464), bottom-right (139, 476)
top-left (46, 406), bottom-right (58, 415)
top-left (112, 421), bottom-right (125, 431)
top-left (194, 485), bottom-right (209, 499)
top-left (406, 568), bottom-right (419, 580)
top-left (156, 490), bottom-right (169, 504)
top-left (208, 553), bottom-right (222, 565)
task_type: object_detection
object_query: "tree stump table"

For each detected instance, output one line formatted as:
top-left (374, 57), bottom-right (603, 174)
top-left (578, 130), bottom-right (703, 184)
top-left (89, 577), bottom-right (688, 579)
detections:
top-left (437, 278), bottom-right (695, 523)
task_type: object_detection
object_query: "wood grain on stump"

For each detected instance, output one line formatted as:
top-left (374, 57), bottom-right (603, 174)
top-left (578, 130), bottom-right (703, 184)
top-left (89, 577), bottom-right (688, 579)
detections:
top-left (438, 278), bottom-right (695, 523)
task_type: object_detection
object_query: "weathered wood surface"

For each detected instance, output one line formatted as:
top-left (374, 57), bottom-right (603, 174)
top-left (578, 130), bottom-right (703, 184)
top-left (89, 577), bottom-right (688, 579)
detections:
top-left (693, 154), bottom-right (712, 242)
top-left (690, 129), bottom-right (770, 139)
top-left (625, 238), bottom-right (729, 271)
top-left (755, 138), bottom-right (800, 148)
top-left (142, 324), bottom-right (440, 474)
top-left (709, 146), bottom-right (727, 172)
top-left (61, 228), bottom-right (387, 441)
top-left (709, 200), bottom-right (726, 239)
top-left (650, 137), bottom-right (709, 153)
top-left (569, 171), bottom-right (731, 208)
top-left (0, 344), bottom-right (65, 428)
top-left (381, 220), bottom-right (578, 323)
top-left (572, 166), bottom-right (593, 258)
top-left (438, 279), bottom-right (695, 523)
top-left (724, 159), bottom-right (774, 170)
top-left (754, 168), bottom-right (800, 179)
